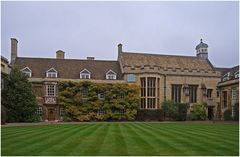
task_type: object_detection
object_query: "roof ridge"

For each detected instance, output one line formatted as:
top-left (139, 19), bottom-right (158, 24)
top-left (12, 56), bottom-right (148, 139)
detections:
top-left (16, 57), bottom-right (118, 62)
top-left (123, 51), bottom-right (198, 59)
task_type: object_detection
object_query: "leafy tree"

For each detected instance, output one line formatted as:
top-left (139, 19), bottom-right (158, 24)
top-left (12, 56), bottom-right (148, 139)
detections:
top-left (1, 67), bottom-right (38, 122)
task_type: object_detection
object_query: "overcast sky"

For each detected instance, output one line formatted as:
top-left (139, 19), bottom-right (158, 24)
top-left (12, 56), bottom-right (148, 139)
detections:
top-left (1, 1), bottom-right (239, 67)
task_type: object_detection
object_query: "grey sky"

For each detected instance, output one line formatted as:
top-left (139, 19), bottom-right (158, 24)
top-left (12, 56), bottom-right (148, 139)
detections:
top-left (1, 1), bottom-right (239, 67)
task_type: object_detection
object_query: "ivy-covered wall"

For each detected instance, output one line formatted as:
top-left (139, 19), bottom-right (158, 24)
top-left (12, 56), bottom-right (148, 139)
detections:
top-left (58, 81), bottom-right (140, 121)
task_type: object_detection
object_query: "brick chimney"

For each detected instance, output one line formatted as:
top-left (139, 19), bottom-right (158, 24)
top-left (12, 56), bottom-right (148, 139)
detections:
top-left (87, 57), bottom-right (95, 60)
top-left (56, 50), bottom-right (65, 59)
top-left (11, 38), bottom-right (18, 63)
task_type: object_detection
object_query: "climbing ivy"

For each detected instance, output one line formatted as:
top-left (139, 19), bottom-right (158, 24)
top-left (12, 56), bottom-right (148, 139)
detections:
top-left (58, 81), bottom-right (140, 121)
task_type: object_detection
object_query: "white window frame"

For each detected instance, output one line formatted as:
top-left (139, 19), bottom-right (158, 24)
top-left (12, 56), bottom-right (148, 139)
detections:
top-left (106, 70), bottom-right (117, 80)
top-left (46, 84), bottom-right (55, 96)
top-left (232, 89), bottom-right (237, 99)
top-left (21, 67), bottom-right (32, 77)
top-left (46, 67), bottom-right (58, 78)
top-left (80, 69), bottom-right (91, 79)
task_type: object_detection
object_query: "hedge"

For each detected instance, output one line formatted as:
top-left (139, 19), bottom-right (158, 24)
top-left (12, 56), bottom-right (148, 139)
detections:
top-left (136, 109), bottom-right (164, 121)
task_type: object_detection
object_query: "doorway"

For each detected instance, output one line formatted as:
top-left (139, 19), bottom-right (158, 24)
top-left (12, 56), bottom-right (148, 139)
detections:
top-left (48, 108), bottom-right (55, 121)
top-left (208, 107), bottom-right (214, 120)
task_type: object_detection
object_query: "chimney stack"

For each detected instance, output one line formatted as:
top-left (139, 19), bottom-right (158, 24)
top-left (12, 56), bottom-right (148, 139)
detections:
top-left (11, 38), bottom-right (18, 63)
top-left (56, 50), bottom-right (65, 59)
top-left (118, 43), bottom-right (122, 54)
top-left (87, 57), bottom-right (95, 60)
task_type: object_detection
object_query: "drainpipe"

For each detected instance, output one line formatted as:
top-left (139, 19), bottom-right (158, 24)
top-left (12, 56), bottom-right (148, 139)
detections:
top-left (164, 74), bottom-right (166, 101)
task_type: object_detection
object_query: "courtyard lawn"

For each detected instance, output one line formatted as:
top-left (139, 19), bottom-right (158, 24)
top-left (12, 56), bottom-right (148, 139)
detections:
top-left (1, 122), bottom-right (239, 156)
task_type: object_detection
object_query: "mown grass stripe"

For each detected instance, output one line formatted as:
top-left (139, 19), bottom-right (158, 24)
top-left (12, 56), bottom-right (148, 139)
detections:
top-left (36, 124), bottom-right (96, 156)
top-left (65, 123), bottom-right (110, 156)
top-left (1, 125), bottom-right (78, 156)
top-left (156, 124), bottom-right (238, 145)
top-left (60, 124), bottom-right (104, 156)
top-left (132, 123), bottom-right (193, 155)
top-left (145, 123), bottom-right (238, 155)
top-left (97, 123), bottom-right (128, 156)
top-left (121, 123), bottom-right (158, 156)
top-left (1, 125), bottom-right (60, 139)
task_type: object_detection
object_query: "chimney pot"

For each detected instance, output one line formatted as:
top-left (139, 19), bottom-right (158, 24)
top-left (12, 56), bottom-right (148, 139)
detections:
top-left (56, 50), bottom-right (65, 59)
top-left (87, 57), bottom-right (95, 60)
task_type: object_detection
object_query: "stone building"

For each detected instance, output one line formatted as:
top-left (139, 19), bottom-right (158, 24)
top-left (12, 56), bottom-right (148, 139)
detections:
top-left (10, 38), bottom-right (223, 121)
top-left (217, 66), bottom-right (239, 118)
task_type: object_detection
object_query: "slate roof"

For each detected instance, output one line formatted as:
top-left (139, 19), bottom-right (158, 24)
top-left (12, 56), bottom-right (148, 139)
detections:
top-left (14, 57), bottom-right (122, 80)
top-left (120, 52), bottom-right (215, 72)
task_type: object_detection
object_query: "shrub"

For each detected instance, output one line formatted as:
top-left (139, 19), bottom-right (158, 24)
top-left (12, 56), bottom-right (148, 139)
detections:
top-left (136, 109), bottom-right (164, 121)
top-left (189, 103), bottom-right (207, 120)
top-left (161, 101), bottom-right (188, 121)
top-left (1, 105), bottom-right (7, 125)
top-left (176, 103), bottom-right (188, 121)
top-left (223, 109), bottom-right (232, 121)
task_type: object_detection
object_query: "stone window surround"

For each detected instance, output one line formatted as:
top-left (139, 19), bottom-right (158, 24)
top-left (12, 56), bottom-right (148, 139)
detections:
top-left (140, 74), bottom-right (160, 109)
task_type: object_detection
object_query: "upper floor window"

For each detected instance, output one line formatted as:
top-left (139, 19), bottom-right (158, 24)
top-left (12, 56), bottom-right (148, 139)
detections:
top-left (127, 74), bottom-right (136, 82)
top-left (46, 84), bottom-right (55, 96)
top-left (106, 70), bottom-right (117, 80)
top-left (207, 89), bottom-right (213, 98)
top-left (46, 68), bottom-right (58, 78)
top-left (80, 69), bottom-right (91, 79)
top-left (21, 67), bottom-right (32, 77)
top-left (232, 89), bottom-right (237, 99)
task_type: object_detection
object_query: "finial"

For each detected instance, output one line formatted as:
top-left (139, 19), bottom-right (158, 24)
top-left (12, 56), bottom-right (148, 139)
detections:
top-left (200, 39), bottom-right (203, 43)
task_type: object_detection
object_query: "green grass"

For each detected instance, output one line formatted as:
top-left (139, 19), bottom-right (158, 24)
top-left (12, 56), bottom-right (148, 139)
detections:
top-left (1, 122), bottom-right (239, 156)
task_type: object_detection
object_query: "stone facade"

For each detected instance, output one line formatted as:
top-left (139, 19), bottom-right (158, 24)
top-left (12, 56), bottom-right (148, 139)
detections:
top-left (217, 66), bottom-right (239, 119)
top-left (9, 38), bottom-right (236, 121)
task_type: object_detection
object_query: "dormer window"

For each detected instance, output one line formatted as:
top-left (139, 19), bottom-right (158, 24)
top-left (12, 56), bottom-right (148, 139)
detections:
top-left (106, 70), bottom-right (117, 80)
top-left (222, 72), bottom-right (230, 81)
top-left (234, 71), bottom-right (239, 79)
top-left (80, 69), bottom-right (91, 79)
top-left (21, 67), bottom-right (32, 77)
top-left (46, 68), bottom-right (58, 78)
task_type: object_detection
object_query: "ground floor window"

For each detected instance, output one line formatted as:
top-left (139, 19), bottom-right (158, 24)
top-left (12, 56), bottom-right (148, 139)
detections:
top-left (97, 109), bottom-right (105, 115)
top-left (222, 91), bottom-right (227, 108)
top-left (36, 106), bottom-right (43, 116)
top-left (189, 85), bottom-right (198, 103)
top-left (172, 84), bottom-right (181, 103)
top-left (60, 107), bottom-right (65, 116)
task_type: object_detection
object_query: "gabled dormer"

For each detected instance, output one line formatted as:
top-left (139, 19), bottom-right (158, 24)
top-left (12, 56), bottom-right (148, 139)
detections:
top-left (21, 67), bottom-right (32, 77)
top-left (106, 69), bottom-right (117, 80)
top-left (80, 69), bottom-right (91, 79)
top-left (46, 67), bottom-right (58, 78)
